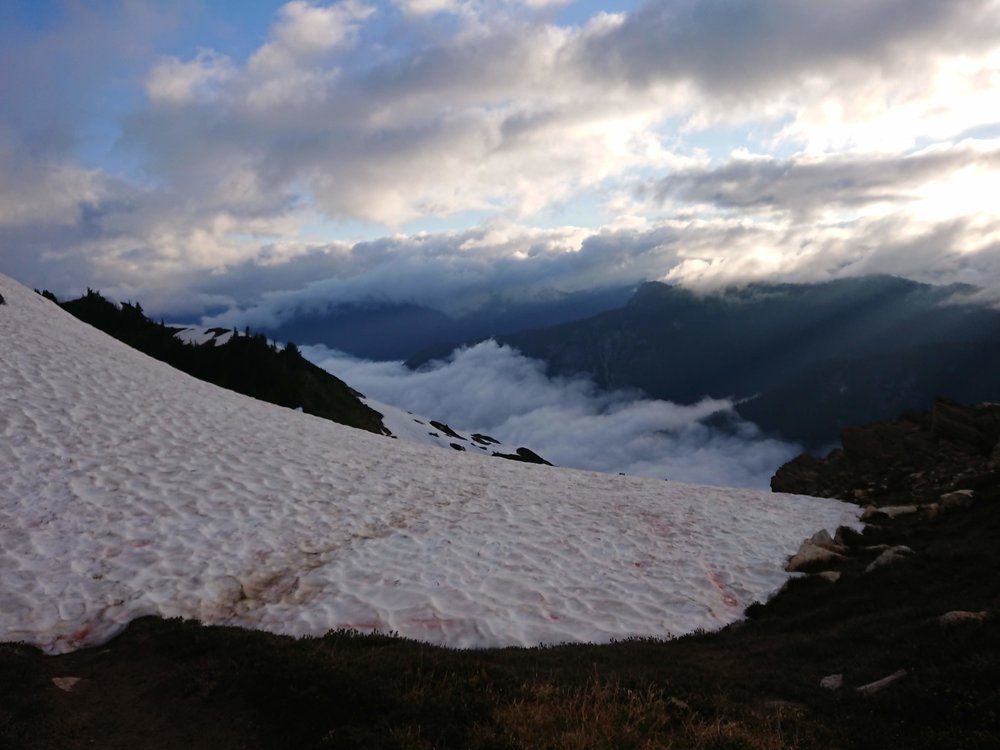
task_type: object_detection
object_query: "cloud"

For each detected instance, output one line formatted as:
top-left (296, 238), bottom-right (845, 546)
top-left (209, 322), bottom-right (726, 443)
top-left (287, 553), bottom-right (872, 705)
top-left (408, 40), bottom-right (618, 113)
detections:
top-left (2, 0), bottom-right (1000, 320)
top-left (146, 50), bottom-right (236, 106)
top-left (197, 223), bottom-right (680, 327)
top-left (575, 0), bottom-right (1000, 96)
top-left (650, 144), bottom-right (1000, 218)
top-left (303, 339), bottom-right (801, 488)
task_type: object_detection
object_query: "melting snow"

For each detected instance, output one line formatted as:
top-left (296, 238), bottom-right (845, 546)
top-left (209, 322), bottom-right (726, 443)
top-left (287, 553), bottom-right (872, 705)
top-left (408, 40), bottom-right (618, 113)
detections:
top-left (0, 274), bottom-right (861, 654)
top-left (170, 325), bottom-right (237, 347)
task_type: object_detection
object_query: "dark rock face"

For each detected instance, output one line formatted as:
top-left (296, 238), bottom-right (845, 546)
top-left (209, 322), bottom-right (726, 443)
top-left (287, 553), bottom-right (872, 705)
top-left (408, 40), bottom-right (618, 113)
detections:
top-left (430, 421), bottom-right (464, 440)
top-left (772, 398), bottom-right (1000, 505)
top-left (491, 447), bottom-right (553, 466)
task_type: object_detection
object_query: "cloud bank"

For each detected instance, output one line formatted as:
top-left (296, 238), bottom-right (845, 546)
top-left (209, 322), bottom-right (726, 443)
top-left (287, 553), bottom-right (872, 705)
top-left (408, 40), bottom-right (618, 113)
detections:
top-left (303, 340), bottom-right (802, 488)
top-left (1, 1), bottom-right (999, 320)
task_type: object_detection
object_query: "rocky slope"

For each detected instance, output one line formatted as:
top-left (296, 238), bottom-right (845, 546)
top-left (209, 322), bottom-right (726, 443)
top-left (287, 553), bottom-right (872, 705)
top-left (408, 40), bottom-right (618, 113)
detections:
top-left (5, 402), bottom-right (999, 749)
top-left (772, 397), bottom-right (1000, 506)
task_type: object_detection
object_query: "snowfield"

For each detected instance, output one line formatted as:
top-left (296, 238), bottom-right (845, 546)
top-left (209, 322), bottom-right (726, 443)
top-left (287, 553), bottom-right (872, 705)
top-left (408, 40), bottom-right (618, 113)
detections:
top-left (0, 274), bottom-right (861, 655)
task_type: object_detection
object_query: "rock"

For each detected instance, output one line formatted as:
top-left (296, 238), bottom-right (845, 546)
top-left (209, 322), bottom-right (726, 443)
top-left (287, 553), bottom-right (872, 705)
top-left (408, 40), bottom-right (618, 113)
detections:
top-left (430, 420), bottom-right (464, 440)
top-left (814, 571), bottom-right (842, 583)
top-left (865, 546), bottom-right (914, 573)
top-left (862, 505), bottom-right (920, 521)
top-left (51, 677), bottom-right (82, 692)
top-left (856, 669), bottom-right (908, 696)
top-left (808, 529), bottom-right (847, 553)
top-left (939, 489), bottom-right (975, 511)
top-left (491, 447), bottom-right (553, 466)
top-left (786, 542), bottom-right (846, 573)
top-left (834, 525), bottom-right (865, 547)
top-left (938, 610), bottom-right (989, 627)
top-left (820, 674), bottom-right (844, 691)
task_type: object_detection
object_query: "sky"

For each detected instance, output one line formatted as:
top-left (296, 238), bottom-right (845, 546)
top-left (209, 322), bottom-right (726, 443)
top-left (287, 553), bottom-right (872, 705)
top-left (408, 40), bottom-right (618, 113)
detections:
top-left (2, 0), bottom-right (1000, 322)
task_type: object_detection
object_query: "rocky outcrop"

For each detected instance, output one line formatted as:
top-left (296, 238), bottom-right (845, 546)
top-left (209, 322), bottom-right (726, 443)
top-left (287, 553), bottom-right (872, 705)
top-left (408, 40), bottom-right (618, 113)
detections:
top-left (820, 674), bottom-right (844, 690)
top-left (785, 530), bottom-right (848, 573)
top-left (772, 398), bottom-right (1000, 505)
top-left (491, 447), bottom-right (553, 466)
top-left (865, 545), bottom-right (915, 574)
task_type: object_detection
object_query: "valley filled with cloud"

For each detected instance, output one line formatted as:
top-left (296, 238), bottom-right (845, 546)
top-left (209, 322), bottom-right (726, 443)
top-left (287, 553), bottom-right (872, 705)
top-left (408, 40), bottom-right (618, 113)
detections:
top-left (306, 340), bottom-right (803, 487)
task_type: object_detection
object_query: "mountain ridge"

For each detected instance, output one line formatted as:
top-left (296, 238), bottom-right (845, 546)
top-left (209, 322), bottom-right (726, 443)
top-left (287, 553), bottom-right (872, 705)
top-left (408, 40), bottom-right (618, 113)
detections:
top-left (406, 275), bottom-right (1000, 448)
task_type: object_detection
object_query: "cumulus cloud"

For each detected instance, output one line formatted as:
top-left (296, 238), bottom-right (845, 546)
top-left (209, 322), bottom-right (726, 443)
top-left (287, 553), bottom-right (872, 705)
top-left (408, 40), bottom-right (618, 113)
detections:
top-left (303, 339), bottom-right (801, 488)
top-left (146, 50), bottom-right (236, 105)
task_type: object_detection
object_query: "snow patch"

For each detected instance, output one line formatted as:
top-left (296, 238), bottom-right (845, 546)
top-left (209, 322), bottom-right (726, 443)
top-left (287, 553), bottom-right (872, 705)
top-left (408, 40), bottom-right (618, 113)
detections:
top-left (0, 275), bottom-right (861, 654)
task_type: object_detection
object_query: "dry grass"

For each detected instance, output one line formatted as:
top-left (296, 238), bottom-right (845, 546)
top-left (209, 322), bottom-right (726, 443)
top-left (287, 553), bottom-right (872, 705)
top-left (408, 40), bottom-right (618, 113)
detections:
top-left (475, 677), bottom-right (808, 750)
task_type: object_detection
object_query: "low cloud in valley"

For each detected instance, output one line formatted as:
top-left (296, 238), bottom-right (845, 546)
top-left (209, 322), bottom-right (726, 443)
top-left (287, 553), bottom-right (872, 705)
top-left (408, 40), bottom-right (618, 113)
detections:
top-left (304, 340), bottom-right (802, 488)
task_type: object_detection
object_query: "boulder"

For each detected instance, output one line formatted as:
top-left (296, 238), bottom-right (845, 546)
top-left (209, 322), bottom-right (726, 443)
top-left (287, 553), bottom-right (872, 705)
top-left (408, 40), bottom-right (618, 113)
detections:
top-left (856, 669), bottom-right (908, 696)
top-left (938, 610), bottom-right (989, 627)
top-left (865, 546), bottom-right (914, 573)
top-left (939, 489), bottom-right (975, 511)
top-left (51, 677), bottom-right (82, 692)
top-left (834, 525), bottom-right (865, 547)
top-left (808, 529), bottom-right (847, 553)
top-left (786, 542), bottom-right (846, 573)
top-left (820, 674), bottom-right (844, 691)
top-left (814, 571), bottom-right (842, 584)
top-left (862, 504), bottom-right (919, 521)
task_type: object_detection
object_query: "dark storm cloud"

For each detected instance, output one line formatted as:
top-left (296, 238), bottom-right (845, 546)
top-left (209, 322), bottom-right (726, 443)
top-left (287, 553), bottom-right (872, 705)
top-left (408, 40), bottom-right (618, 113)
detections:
top-left (201, 225), bottom-right (682, 327)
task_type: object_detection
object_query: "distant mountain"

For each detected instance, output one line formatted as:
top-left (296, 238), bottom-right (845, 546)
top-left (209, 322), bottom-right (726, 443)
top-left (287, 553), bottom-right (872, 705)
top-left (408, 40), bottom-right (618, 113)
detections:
top-left (413, 275), bottom-right (1000, 449)
top-left (262, 285), bottom-right (636, 361)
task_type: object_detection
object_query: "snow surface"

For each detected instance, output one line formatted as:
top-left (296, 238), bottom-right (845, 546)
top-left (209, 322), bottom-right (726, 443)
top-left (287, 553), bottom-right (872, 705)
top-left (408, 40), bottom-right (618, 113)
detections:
top-left (170, 325), bottom-right (236, 347)
top-left (366, 397), bottom-right (510, 455)
top-left (0, 274), bottom-right (861, 655)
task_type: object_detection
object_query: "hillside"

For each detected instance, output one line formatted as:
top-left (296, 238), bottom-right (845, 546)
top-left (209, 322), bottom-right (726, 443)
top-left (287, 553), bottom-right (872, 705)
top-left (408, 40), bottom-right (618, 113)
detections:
top-left (0, 272), bottom-right (857, 655)
top-left (1, 274), bottom-right (998, 748)
top-left (58, 289), bottom-right (387, 436)
top-left (408, 275), bottom-right (1000, 449)
top-left (3, 384), bottom-right (998, 747)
